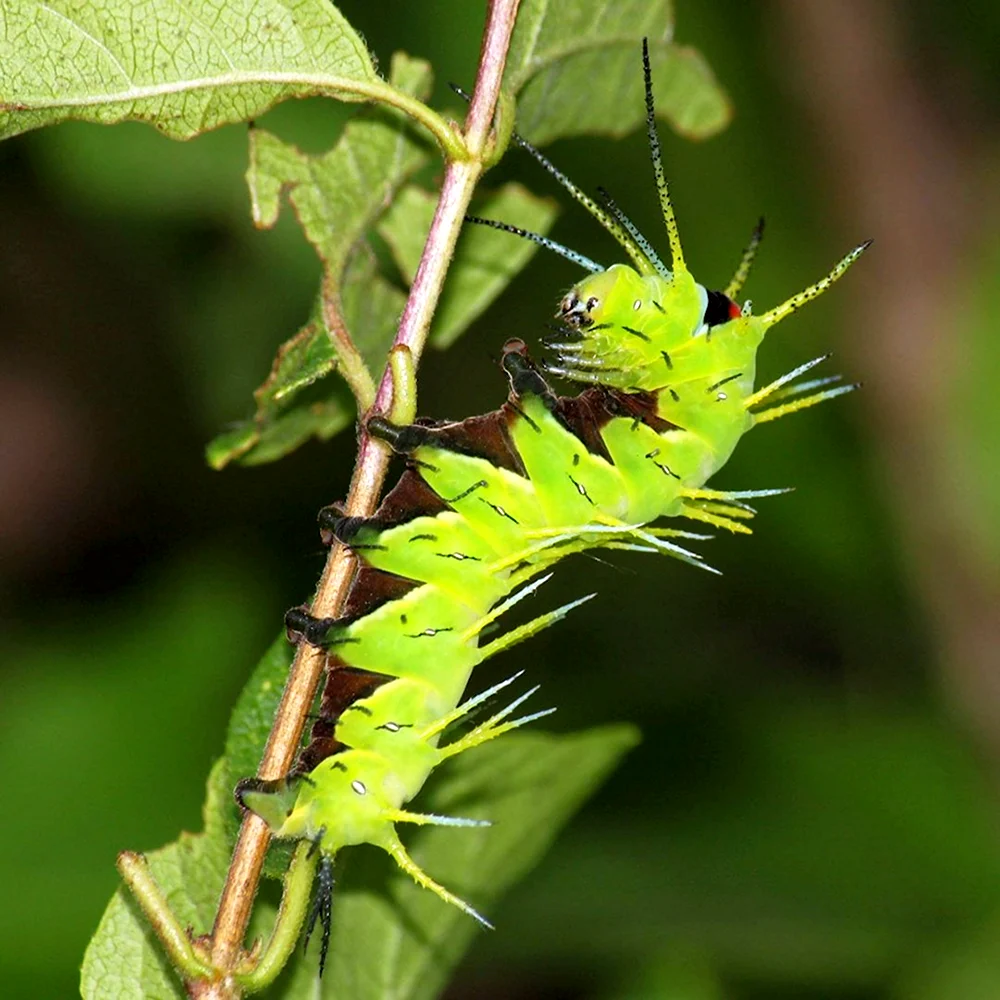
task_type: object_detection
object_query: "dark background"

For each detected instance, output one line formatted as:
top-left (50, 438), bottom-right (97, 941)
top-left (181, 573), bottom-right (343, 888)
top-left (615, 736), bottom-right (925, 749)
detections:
top-left (1, 1), bottom-right (999, 997)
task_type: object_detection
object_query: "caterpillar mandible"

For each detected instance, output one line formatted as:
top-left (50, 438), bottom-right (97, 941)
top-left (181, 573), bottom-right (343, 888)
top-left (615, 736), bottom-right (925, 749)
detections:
top-left (236, 39), bottom-right (869, 972)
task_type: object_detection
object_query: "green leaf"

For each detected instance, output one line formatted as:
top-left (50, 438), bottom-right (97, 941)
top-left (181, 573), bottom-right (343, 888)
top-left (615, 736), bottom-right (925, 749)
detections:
top-left (205, 293), bottom-right (354, 469)
top-left (215, 627), bottom-right (638, 992)
top-left (0, 0), bottom-right (378, 141)
top-left (246, 54), bottom-right (433, 278)
top-left (80, 759), bottom-right (233, 1000)
top-left (504, 0), bottom-right (731, 143)
top-left (220, 633), bottom-right (294, 869)
top-left (207, 54), bottom-right (430, 468)
top-left (379, 183), bottom-right (559, 348)
top-left (255, 726), bottom-right (640, 999)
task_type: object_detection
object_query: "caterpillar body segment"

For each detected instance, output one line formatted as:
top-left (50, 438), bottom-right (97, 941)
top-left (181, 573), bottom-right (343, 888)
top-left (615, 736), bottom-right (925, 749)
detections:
top-left (236, 41), bottom-right (869, 975)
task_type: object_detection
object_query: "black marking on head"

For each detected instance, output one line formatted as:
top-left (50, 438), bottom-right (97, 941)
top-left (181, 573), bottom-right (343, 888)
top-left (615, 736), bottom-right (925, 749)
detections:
top-left (704, 290), bottom-right (737, 328)
top-left (669, 388), bottom-right (680, 402)
top-left (572, 453), bottom-right (580, 466)
top-left (621, 325), bottom-right (650, 342)
top-left (345, 703), bottom-right (373, 716)
top-left (706, 372), bottom-right (743, 393)
top-left (406, 627), bottom-right (454, 638)
top-left (660, 350), bottom-right (673, 370)
top-left (652, 299), bottom-right (665, 313)
top-left (399, 613), bottom-right (407, 624)
top-left (409, 533), bottom-right (437, 542)
top-left (330, 760), bottom-right (348, 772)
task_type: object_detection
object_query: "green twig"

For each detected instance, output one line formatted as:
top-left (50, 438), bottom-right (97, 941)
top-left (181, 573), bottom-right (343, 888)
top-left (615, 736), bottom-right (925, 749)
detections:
top-left (116, 852), bottom-right (215, 981)
top-left (234, 842), bottom-right (318, 993)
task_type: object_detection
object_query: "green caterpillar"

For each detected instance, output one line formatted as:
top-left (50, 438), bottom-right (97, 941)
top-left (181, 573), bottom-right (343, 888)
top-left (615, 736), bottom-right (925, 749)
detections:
top-left (237, 41), bottom-right (868, 971)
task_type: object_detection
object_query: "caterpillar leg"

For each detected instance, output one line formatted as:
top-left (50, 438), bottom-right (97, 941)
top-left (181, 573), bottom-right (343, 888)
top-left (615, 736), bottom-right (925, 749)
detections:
top-left (363, 339), bottom-right (557, 454)
top-left (501, 338), bottom-right (559, 408)
top-left (366, 415), bottom-right (438, 454)
top-left (317, 508), bottom-right (388, 548)
top-left (284, 607), bottom-right (345, 648)
top-left (235, 774), bottom-right (304, 829)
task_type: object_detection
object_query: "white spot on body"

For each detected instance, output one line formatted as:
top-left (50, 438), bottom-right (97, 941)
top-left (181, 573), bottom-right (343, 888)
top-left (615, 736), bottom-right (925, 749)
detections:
top-left (351, 780), bottom-right (366, 795)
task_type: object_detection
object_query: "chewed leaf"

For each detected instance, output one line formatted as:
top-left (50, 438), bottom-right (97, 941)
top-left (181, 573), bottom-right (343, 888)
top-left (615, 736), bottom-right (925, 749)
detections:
top-left (0, 0), bottom-right (377, 141)
top-left (206, 247), bottom-right (404, 469)
top-left (207, 54), bottom-right (430, 467)
top-left (379, 183), bottom-right (559, 349)
top-left (205, 295), bottom-right (348, 469)
top-left (246, 54), bottom-right (433, 279)
top-left (504, 0), bottom-right (730, 143)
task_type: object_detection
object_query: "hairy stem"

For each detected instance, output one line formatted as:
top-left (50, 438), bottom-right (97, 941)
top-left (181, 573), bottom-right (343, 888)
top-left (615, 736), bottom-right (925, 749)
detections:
top-left (197, 2), bottom-right (521, 996)
top-left (117, 852), bottom-right (215, 981)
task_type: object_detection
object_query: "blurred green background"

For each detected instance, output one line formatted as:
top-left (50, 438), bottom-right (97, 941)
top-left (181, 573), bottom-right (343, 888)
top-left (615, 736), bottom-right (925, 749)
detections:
top-left (2, 1), bottom-right (999, 997)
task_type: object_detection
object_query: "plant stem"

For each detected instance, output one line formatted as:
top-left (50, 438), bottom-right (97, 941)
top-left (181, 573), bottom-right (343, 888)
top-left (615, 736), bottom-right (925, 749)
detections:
top-left (233, 842), bottom-right (318, 992)
top-left (198, 2), bottom-right (521, 995)
top-left (117, 852), bottom-right (215, 981)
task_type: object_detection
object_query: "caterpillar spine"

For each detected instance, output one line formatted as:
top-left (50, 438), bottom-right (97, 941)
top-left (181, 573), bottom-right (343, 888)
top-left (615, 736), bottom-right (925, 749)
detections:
top-left (237, 40), bottom-right (869, 971)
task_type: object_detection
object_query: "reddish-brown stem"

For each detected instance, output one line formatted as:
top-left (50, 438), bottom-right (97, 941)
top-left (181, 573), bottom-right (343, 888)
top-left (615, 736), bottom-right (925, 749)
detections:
top-left (197, 2), bottom-right (521, 996)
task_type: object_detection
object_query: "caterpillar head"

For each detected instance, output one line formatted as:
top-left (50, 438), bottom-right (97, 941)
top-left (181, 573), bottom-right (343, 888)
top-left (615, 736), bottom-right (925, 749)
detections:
top-left (550, 263), bottom-right (726, 391)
